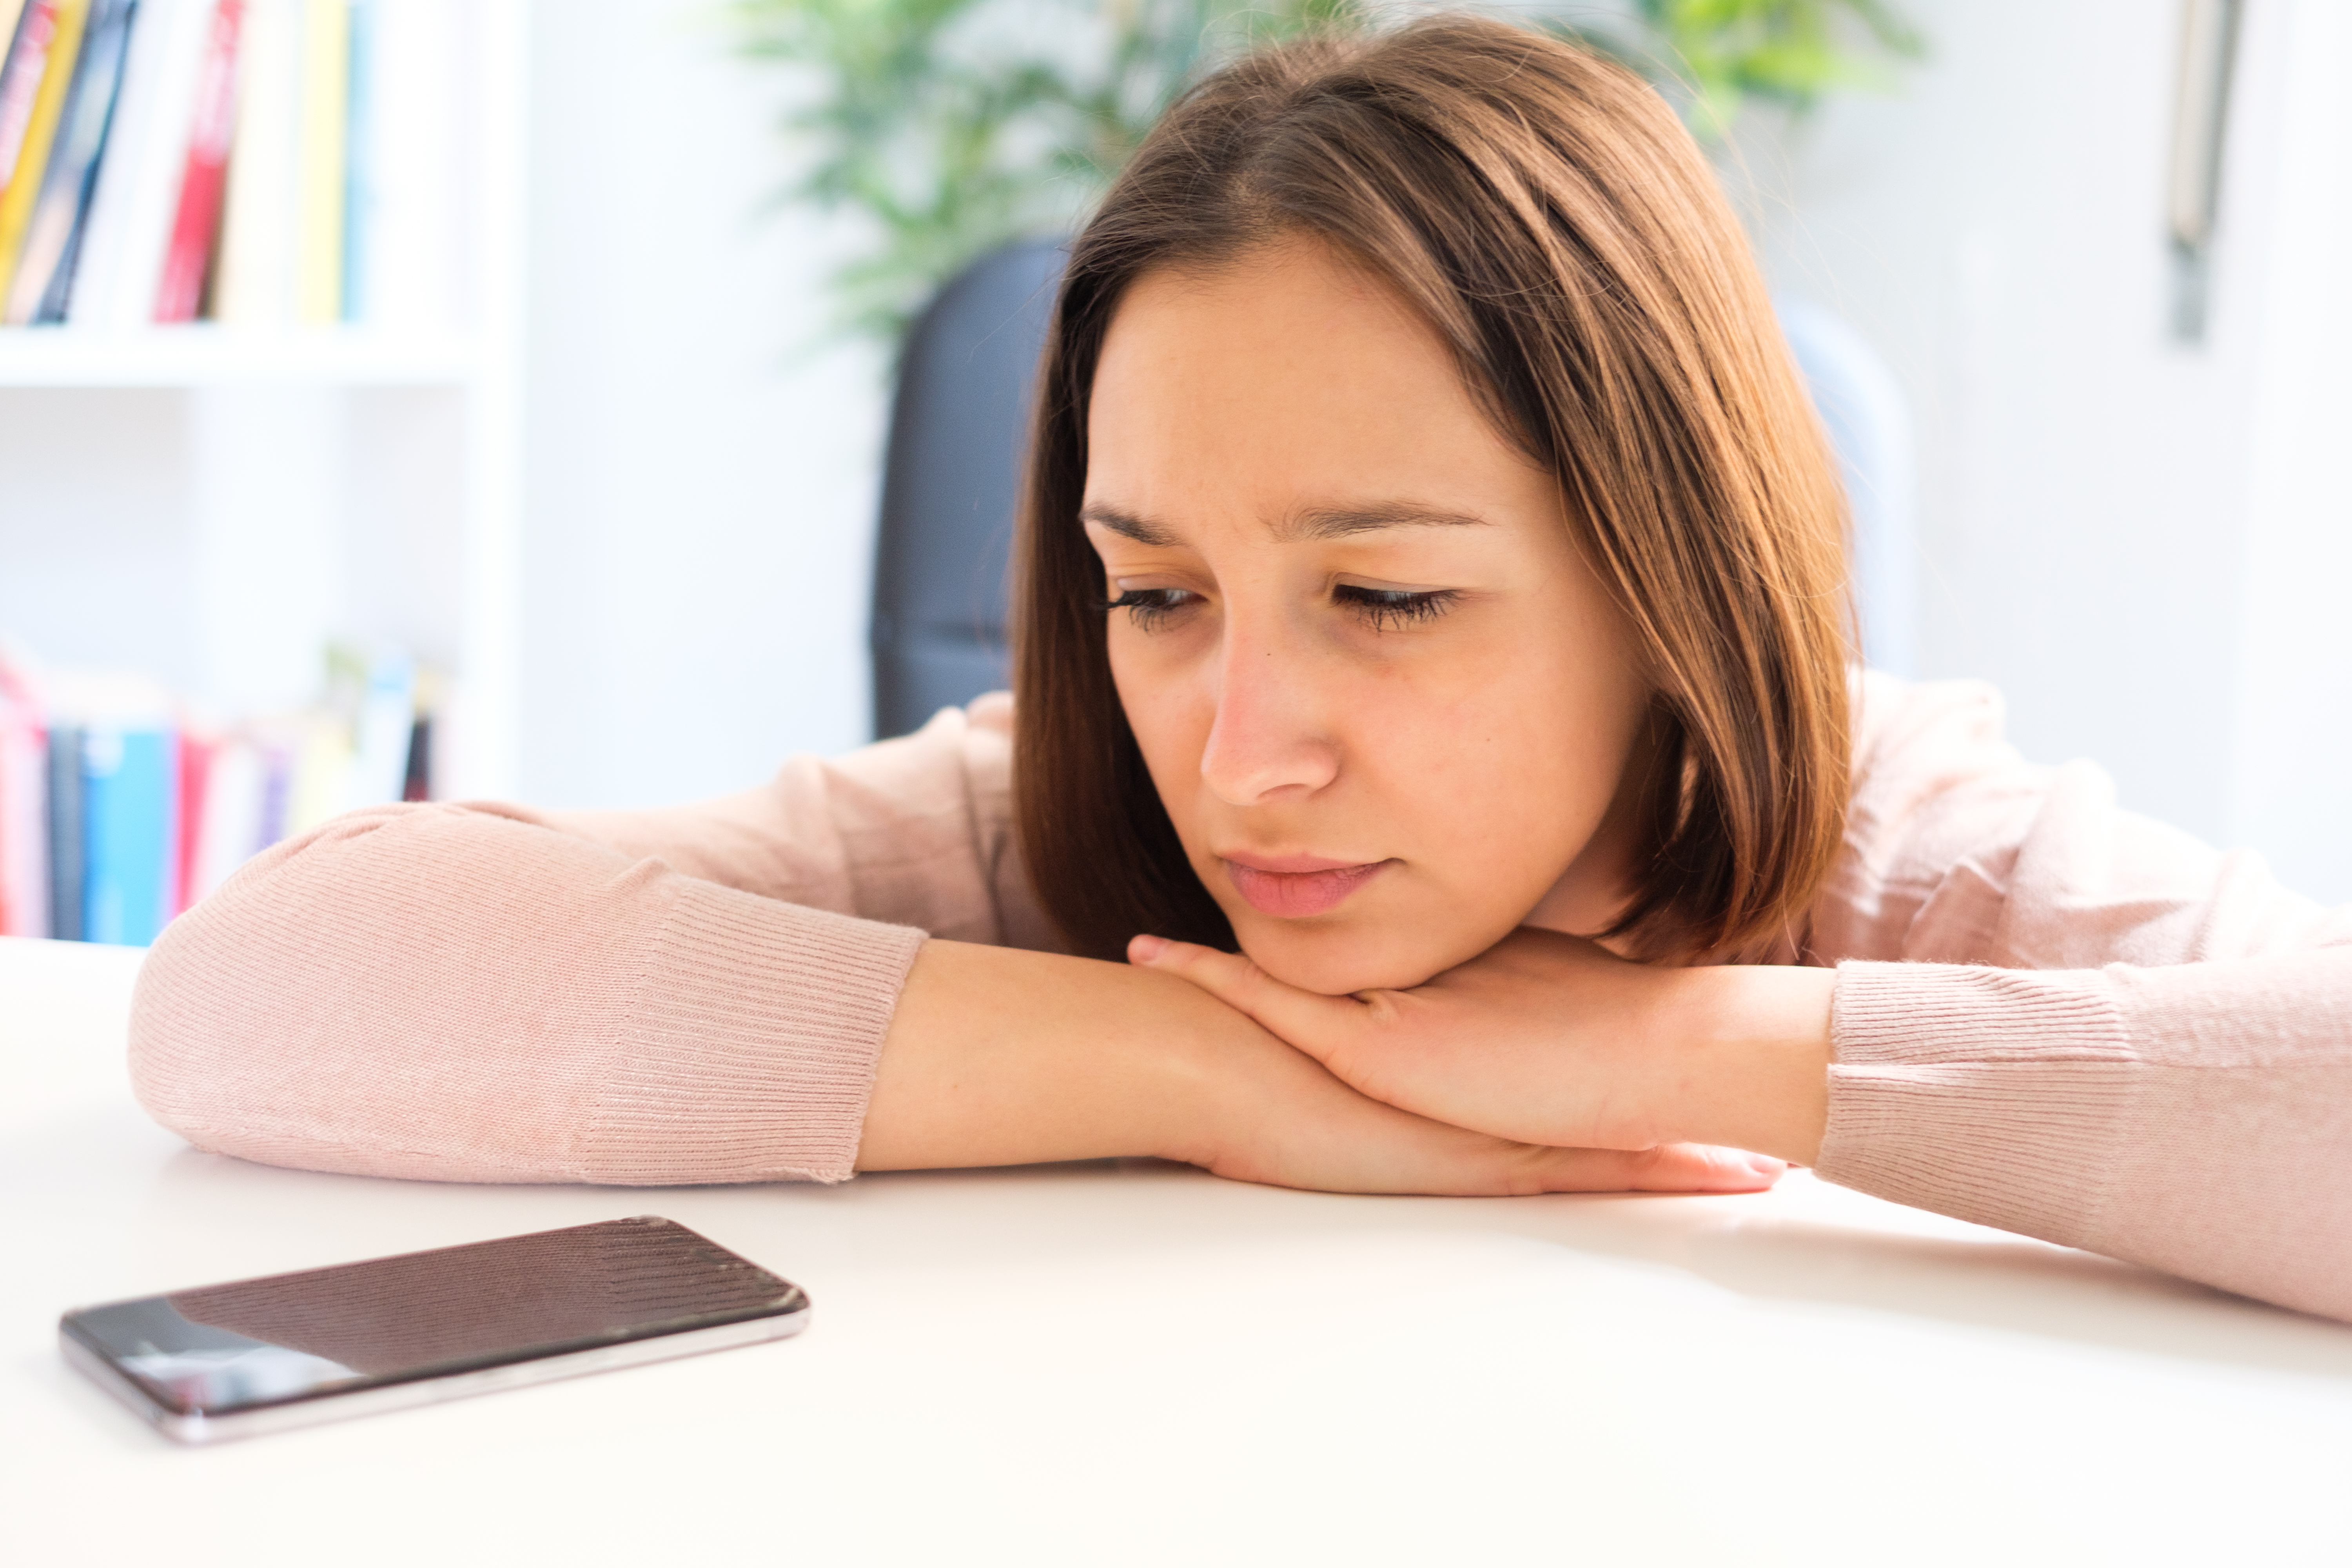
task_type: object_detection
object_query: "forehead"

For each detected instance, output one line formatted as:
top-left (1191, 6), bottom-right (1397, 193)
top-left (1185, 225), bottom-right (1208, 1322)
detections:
top-left (1083, 240), bottom-right (1547, 534)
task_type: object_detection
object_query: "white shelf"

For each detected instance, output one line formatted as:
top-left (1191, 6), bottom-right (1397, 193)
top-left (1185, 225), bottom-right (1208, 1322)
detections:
top-left (0, 327), bottom-right (479, 388)
top-left (0, 0), bottom-right (526, 799)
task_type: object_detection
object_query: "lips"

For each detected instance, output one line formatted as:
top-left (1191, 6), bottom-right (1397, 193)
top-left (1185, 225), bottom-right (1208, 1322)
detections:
top-left (1221, 854), bottom-right (1392, 918)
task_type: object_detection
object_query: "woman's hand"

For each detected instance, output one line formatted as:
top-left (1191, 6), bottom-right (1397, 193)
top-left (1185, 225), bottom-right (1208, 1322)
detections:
top-left (860, 938), bottom-right (1784, 1196)
top-left (1130, 926), bottom-right (1835, 1166)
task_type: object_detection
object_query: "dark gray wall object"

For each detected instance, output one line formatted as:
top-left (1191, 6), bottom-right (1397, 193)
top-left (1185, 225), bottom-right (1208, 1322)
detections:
top-left (868, 244), bottom-right (1916, 738)
top-left (870, 239), bottom-right (1068, 739)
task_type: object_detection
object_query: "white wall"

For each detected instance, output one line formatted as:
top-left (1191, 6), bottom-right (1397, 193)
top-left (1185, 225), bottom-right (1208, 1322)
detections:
top-left (518, 0), bottom-right (887, 809)
top-left (1738, 0), bottom-right (2352, 900)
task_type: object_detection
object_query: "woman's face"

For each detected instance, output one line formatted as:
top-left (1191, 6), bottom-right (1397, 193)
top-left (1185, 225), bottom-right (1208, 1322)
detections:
top-left (1083, 238), bottom-right (1653, 994)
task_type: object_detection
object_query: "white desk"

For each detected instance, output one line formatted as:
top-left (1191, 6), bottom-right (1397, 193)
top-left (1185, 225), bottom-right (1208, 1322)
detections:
top-left (4, 935), bottom-right (2349, 1566)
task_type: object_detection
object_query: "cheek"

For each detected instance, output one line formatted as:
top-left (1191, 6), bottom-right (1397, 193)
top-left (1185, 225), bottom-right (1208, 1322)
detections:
top-left (1354, 617), bottom-right (1642, 910)
top-left (1378, 661), bottom-right (1603, 858)
top-left (1106, 629), bottom-right (1215, 819)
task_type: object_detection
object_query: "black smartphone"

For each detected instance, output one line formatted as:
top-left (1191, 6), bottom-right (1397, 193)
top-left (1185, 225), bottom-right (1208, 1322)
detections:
top-left (59, 1216), bottom-right (809, 1444)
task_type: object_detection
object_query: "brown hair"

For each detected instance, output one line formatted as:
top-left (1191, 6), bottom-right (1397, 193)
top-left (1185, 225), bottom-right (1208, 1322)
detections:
top-left (1014, 13), bottom-right (1851, 965)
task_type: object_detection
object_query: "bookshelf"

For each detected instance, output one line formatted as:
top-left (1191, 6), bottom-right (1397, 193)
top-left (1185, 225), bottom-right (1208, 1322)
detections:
top-left (0, 326), bottom-right (478, 385)
top-left (0, 0), bottom-right (526, 805)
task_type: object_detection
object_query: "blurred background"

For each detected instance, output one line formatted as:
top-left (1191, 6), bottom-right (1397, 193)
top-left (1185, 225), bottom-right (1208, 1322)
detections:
top-left (1, 0), bottom-right (2345, 949)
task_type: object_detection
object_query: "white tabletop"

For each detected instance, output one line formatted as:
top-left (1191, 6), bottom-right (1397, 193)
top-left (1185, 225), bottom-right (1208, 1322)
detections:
top-left (4, 935), bottom-right (2350, 1566)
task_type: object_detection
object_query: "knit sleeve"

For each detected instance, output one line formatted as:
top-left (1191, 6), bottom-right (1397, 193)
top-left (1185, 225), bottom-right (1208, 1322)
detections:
top-left (1811, 672), bottom-right (2352, 1319)
top-left (126, 701), bottom-right (1039, 1185)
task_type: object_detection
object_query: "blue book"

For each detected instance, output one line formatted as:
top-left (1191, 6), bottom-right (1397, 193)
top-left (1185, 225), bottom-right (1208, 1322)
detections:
top-left (7, 0), bottom-right (139, 325)
top-left (46, 721), bottom-right (85, 943)
top-left (341, 0), bottom-right (372, 321)
top-left (81, 724), bottom-right (176, 947)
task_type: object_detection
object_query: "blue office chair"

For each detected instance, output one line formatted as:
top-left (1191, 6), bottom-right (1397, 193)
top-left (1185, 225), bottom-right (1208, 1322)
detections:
top-left (869, 246), bottom-right (1917, 738)
top-left (869, 240), bottom-right (1066, 739)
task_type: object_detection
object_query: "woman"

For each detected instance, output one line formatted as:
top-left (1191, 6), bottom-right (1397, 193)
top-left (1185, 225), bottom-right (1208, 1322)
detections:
top-left (132, 17), bottom-right (2352, 1321)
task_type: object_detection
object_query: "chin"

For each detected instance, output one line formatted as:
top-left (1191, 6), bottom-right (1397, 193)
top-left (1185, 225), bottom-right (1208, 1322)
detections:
top-left (1233, 918), bottom-right (1466, 996)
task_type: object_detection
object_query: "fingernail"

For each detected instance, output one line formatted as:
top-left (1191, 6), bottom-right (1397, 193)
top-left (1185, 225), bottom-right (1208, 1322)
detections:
top-left (1744, 1154), bottom-right (1787, 1180)
top-left (1130, 934), bottom-right (1169, 962)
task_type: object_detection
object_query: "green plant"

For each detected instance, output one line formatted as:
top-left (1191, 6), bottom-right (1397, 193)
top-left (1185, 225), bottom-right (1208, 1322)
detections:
top-left (1616, 0), bottom-right (1924, 134)
top-left (734, 0), bottom-right (1918, 345)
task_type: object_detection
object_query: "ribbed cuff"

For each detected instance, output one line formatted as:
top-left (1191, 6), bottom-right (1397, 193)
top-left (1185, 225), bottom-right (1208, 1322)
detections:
top-left (1817, 962), bottom-right (2140, 1246)
top-left (583, 879), bottom-right (928, 1185)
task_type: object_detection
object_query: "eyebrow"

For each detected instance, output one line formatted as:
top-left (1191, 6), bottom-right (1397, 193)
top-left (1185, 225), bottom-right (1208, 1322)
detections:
top-left (1078, 500), bottom-right (1489, 546)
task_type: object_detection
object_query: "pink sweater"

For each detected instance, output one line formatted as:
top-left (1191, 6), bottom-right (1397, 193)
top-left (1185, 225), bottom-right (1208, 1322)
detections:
top-left (128, 674), bottom-right (2352, 1321)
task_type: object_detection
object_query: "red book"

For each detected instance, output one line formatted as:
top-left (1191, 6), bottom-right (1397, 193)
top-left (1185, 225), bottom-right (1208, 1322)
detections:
top-left (152, 0), bottom-right (242, 323)
top-left (172, 728), bottom-right (214, 916)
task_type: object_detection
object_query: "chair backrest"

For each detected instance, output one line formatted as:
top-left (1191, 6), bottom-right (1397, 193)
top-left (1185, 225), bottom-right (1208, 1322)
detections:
top-left (869, 239), bottom-right (1066, 739)
top-left (1773, 294), bottom-right (1920, 677)
top-left (868, 251), bottom-right (1919, 737)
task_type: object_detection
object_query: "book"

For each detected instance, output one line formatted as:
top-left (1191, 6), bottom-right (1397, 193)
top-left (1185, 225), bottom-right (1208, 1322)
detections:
top-left (0, 648), bottom-right (440, 940)
top-left (81, 721), bottom-right (177, 946)
top-left (0, 0), bottom-right (89, 301)
top-left (67, 0), bottom-right (213, 328)
top-left (345, 642), bottom-right (412, 808)
top-left (282, 710), bottom-right (348, 836)
top-left (358, 0), bottom-right (454, 330)
top-left (290, 0), bottom-right (340, 322)
top-left (171, 721), bottom-right (210, 912)
top-left (5, 0), bottom-right (136, 324)
top-left (0, 3), bottom-right (68, 208)
top-left (45, 718), bottom-right (82, 940)
top-left (0, 661), bottom-right (48, 938)
top-left (336, 0), bottom-right (363, 317)
top-left (0, 5), bottom-right (28, 80)
top-left (151, 0), bottom-right (238, 321)
top-left (401, 712), bottom-right (429, 801)
top-left (185, 730), bottom-right (261, 906)
top-left (209, 0), bottom-right (293, 324)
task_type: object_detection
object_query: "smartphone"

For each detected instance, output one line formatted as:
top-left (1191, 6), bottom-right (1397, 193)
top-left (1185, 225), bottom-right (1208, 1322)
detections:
top-left (59, 1215), bottom-right (809, 1444)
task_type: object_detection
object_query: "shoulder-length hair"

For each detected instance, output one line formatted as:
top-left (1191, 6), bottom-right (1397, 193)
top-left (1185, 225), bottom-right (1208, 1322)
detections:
top-left (1014, 13), bottom-right (1851, 965)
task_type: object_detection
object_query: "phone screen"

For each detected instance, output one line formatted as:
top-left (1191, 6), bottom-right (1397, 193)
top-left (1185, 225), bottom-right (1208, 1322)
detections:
top-left (61, 1216), bottom-right (806, 1422)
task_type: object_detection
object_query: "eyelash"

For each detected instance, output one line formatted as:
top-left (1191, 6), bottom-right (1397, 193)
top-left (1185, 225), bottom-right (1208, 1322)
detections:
top-left (1096, 585), bottom-right (1459, 633)
top-left (1334, 584), bottom-right (1459, 631)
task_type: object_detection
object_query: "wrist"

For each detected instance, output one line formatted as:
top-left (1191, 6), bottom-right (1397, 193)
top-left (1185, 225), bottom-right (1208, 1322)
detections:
top-left (1136, 969), bottom-right (1289, 1169)
top-left (1657, 964), bottom-right (1834, 1164)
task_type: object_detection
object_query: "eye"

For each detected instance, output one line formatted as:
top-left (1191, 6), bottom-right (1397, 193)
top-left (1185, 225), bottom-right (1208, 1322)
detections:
top-left (1333, 584), bottom-right (1459, 631)
top-left (1097, 587), bottom-right (1200, 632)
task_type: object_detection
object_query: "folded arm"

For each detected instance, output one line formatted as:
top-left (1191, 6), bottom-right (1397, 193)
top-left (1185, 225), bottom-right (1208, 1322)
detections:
top-left (129, 705), bottom-right (1772, 1196)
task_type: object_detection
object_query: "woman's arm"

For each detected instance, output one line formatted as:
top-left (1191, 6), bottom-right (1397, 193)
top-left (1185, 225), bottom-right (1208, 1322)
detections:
top-left (130, 716), bottom-right (1773, 1194)
top-left (865, 937), bottom-right (1783, 1193)
top-left (1149, 676), bottom-right (2352, 1319)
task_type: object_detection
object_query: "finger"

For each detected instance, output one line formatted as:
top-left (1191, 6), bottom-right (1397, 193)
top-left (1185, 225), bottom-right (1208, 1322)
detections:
top-left (1127, 934), bottom-right (1359, 1057)
top-left (1527, 1143), bottom-right (1784, 1195)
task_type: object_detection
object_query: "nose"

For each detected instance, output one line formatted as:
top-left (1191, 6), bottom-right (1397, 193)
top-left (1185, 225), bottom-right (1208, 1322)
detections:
top-left (1196, 612), bottom-right (1341, 806)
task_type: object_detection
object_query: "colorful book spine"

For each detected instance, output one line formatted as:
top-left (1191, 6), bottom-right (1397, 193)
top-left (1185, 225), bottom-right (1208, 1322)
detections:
top-left (185, 731), bottom-right (261, 906)
top-left (151, 0), bottom-right (238, 322)
top-left (5, 0), bottom-right (137, 324)
top-left (0, 5), bottom-right (29, 84)
top-left (44, 719), bottom-right (82, 940)
top-left (80, 722), bottom-right (177, 947)
top-left (0, 650), bottom-right (436, 940)
top-left (357, 0), bottom-right (454, 330)
top-left (67, 0), bottom-right (213, 328)
top-left (336, 0), bottom-right (364, 318)
top-left (0, 0), bottom-right (84, 292)
top-left (208, 0), bottom-right (291, 324)
top-left (0, 2), bottom-right (68, 209)
top-left (171, 722), bottom-right (209, 913)
top-left (0, 670), bottom-right (48, 938)
top-left (0, 0), bottom-right (89, 300)
top-left (290, 0), bottom-right (339, 322)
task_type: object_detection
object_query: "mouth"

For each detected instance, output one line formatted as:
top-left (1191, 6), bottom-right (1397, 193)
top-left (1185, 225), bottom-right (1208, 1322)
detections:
top-left (1220, 853), bottom-right (1394, 918)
